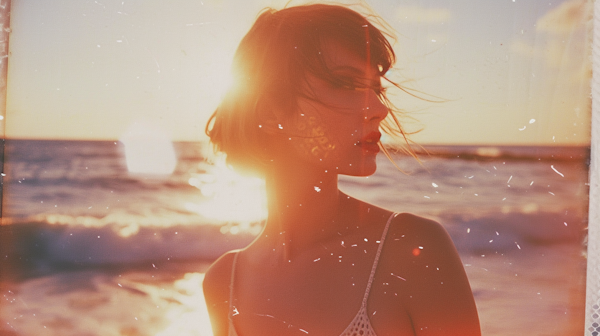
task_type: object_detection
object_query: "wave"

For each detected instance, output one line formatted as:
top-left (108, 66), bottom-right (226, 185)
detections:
top-left (439, 211), bottom-right (587, 255)
top-left (0, 220), bottom-right (257, 281)
top-left (1, 209), bottom-right (587, 280)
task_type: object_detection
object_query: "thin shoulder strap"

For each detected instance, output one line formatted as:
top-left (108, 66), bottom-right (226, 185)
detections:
top-left (361, 212), bottom-right (397, 306)
top-left (229, 252), bottom-right (239, 321)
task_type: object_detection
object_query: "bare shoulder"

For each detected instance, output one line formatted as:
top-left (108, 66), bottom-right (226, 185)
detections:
top-left (389, 212), bottom-right (446, 237)
top-left (203, 251), bottom-right (237, 304)
top-left (204, 250), bottom-right (237, 291)
top-left (383, 213), bottom-right (481, 336)
top-left (203, 251), bottom-right (237, 336)
top-left (385, 213), bottom-right (457, 259)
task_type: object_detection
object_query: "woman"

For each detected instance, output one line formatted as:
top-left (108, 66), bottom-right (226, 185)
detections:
top-left (203, 4), bottom-right (480, 336)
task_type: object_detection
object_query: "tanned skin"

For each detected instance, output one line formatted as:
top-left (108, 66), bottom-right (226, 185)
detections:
top-left (203, 41), bottom-right (481, 336)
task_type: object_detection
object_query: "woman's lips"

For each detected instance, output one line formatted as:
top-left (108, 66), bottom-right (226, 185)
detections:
top-left (356, 132), bottom-right (381, 153)
top-left (361, 131), bottom-right (381, 143)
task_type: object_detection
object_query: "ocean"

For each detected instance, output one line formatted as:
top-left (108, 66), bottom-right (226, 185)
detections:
top-left (0, 140), bottom-right (590, 336)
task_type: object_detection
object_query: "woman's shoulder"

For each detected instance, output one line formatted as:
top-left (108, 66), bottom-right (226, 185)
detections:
top-left (203, 251), bottom-right (239, 314)
top-left (202, 251), bottom-right (239, 336)
top-left (375, 211), bottom-right (460, 273)
top-left (381, 213), bottom-right (481, 335)
top-left (389, 212), bottom-right (447, 237)
top-left (348, 198), bottom-right (446, 241)
top-left (385, 212), bottom-right (456, 259)
top-left (203, 250), bottom-right (238, 295)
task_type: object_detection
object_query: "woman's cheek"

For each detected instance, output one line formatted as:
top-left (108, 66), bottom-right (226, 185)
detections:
top-left (294, 115), bottom-right (339, 163)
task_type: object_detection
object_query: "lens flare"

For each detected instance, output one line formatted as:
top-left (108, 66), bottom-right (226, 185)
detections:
top-left (120, 121), bottom-right (177, 175)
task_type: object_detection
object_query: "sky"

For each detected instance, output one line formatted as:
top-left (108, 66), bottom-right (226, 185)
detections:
top-left (2, 0), bottom-right (593, 145)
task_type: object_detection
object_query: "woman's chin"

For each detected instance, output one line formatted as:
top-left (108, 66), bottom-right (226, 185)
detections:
top-left (341, 161), bottom-right (378, 177)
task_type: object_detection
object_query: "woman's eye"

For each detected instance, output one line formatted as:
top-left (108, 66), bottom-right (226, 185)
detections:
top-left (340, 82), bottom-right (369, 91)
top-left (335, 80), bottom-right (358, 90)
top-left (331, 77), bottom-right (383, 93)
top-left (350, 84), bottom-right (385, 94)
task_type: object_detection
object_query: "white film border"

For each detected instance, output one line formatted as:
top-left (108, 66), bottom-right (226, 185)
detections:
top-left (585, 1), bottom-right (600, 334)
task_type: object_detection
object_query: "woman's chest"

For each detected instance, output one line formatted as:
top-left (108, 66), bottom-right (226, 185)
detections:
top-left (231, 249), bottom-right (415, 335)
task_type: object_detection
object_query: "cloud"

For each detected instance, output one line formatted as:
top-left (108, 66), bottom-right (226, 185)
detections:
top-left (395, 6), bottom-right (452, 24)
top-left (510, 34), bottom-right (591, 75)
top-left (536, 0), bottom-right (592, 34)
top-left (511, 0), bottom-right (592, 71)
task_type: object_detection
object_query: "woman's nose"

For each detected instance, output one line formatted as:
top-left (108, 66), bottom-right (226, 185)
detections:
top-left (362, 91), bottom-right (388, 122)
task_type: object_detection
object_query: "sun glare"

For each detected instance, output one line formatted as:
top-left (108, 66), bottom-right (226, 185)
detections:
top-left (154, 273), bottom-right (214, 336)
top-left (120, 121), bottom-right (177, 175)
top-left (185, 154), bottom-right (267, 227)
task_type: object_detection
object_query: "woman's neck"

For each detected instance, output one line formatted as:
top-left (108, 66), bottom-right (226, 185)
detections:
top-left (259, 161), bottom-right (352, 262)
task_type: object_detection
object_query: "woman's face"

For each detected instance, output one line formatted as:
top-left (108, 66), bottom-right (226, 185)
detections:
top-left (284, 40), bottom-right (389, 176)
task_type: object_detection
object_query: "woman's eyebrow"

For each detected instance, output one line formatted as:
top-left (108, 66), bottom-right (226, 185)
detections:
top-left (329, 65), bottom-right (381, 79)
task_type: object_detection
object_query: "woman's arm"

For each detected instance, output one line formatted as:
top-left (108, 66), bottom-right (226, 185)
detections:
top-left (387, 214), bottom-right (481, 336)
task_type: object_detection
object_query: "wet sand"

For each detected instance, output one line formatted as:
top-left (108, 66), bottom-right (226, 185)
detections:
top-left (0, 244), bottom-right (587, 336)
top-left (1, 261), bottom-right (214, 336)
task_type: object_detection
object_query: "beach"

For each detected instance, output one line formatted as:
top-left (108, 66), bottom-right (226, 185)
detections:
top-left (0, 140), bottom-right (589, 335)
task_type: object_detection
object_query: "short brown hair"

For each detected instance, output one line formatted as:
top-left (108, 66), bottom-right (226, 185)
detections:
top-left (206, 4), bottom-right (412, 175)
